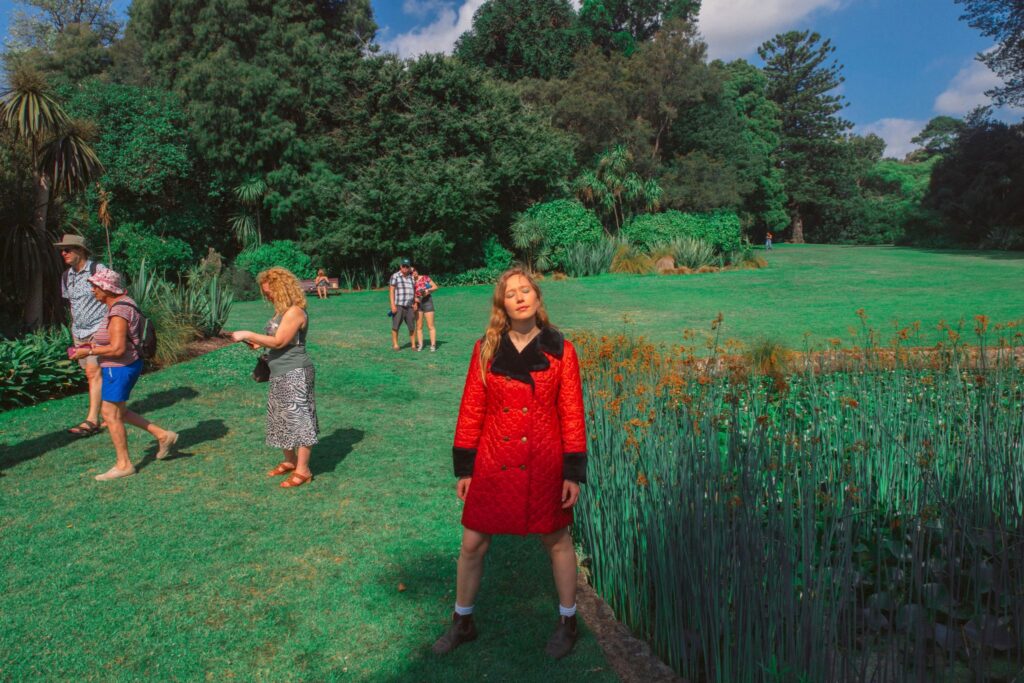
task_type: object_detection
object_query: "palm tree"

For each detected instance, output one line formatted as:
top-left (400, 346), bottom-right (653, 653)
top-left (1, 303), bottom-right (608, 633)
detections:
top-left (229, 177), bottom-right (268, 248)
top-left (0, 65), bottom-right (103, 328)
top-left (574, 145), bottom-right (662, 233)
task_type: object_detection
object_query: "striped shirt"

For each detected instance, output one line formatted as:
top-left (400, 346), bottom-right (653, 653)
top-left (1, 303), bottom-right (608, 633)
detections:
top-left (93, 296), bottom-right (142, 367)
top-left (390, 271), bottom-right (416, 307)
top-left (61, 260), bottom-right (108, 338)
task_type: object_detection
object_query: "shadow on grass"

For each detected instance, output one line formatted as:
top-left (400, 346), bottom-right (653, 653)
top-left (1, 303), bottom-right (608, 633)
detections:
top-left (377, 539), bottom-right (613, 682)
top-left (135, 419), bottom-right (229, 471)
top-left (129, 386), bottom-right (200, 413)
top-left (312, 427), bottom-right (364, 476)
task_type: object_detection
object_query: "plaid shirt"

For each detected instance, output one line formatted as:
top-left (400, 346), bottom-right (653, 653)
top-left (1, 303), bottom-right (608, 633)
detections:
top-left (389, 271), bottom-right (415, 307)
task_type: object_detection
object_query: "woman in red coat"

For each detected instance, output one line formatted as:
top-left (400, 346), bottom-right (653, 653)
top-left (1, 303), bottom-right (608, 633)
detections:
top-left (432, 268), bottom-right (587, 659)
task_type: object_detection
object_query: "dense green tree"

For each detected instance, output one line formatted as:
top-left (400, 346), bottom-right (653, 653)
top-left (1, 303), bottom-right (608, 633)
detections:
top-left (956, 0), bottom-right (1024, 107)
top-left (7, 0), bottom-right (120, 49)
top-left (909, 115), bottom-right (965, 159)
top-left (924, 108), bottom-right (1024, 246)
top-left (666, 59), bottom-right (787, 230)
top-left (0, 65), bottom-right (103, 328)
top-left (455, 0), bottom-right (587, 81)
top-left (301, 54), bottom-right (575, 271)
top-left (759, 30), bottom-right (853, 242)
top-left (129, 0), bottom-right (376, 237)
top-left (579, 0), bottom-right (701, 55)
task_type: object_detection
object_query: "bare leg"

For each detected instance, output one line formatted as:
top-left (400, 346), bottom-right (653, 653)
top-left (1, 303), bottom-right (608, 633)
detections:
top-left (540, 527), bottom-right (577, 608)
top-left (102, 401), bottom-right (133, 472)
top-left (425, 311), bottom-right (436, 348)
top-left (391, 329), bottom-right (399, 349)
top-left (84, 363), bottom-right (102, 425)
top-left (416, 312), bottom-right (424, 349)
top-left (456, 528), bottom-right (492, 607)
top-left (294, 445), bottom-right (312, 477)
top-left (122, 409), bottom-right (168, 440)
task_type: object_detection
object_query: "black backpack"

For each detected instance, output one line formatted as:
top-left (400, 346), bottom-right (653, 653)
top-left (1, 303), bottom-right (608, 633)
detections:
top-left (111, 301), bottom-right (158, 361)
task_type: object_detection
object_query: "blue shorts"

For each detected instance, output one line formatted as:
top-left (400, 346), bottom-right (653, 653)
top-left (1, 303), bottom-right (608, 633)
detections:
top-left (101, 360), bottom-right (143, 403)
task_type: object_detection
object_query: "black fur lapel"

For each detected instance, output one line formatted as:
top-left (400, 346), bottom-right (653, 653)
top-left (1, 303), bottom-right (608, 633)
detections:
top-left (489, 326), bottom-right (564, 387)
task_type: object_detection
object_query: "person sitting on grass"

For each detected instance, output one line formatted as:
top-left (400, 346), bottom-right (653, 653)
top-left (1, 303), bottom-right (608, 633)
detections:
top-left (411, 267), bottom-right (439, 352)
top-left (72, 270), bottom-right (178, 481)
top-left (315, 269), bottom-right (330, 300)
top-left (432, 267), bottom-right (588, 660)
top-left (229, 267), bottom-right (319, 488)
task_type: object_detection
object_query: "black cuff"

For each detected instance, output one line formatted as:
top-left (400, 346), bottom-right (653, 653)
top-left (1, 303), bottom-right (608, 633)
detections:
top-left (453, 447), bottom-right (477, 478)
top-left (562, 452), bottom-right (587, 484)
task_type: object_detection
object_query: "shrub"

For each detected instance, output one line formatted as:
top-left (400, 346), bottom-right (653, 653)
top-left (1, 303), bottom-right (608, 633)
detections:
top-left (110, 222), bottom-right (194, 278)
top-left (482, 235), bottom-right (514, 271)
top-left (521, 200), bottom-right (604, 270)
top-left (623, 210), bottom-right (742, 253)
top-left (234, 241), bottom-right (315, 280)
top-left (667, 236), bottom-right (717, 269)
top-left (222, 266), bottom-right (260, 301)
top-left (561, 238), bottom-right (618, 278)
top-left (610, 244), bottom-right (654, 274)
top-left (127, 259), bottom-right (199, 365)
top-left (0, 327), bottom-right (80, 409)
top-left (434, 267), bottom-right (503, 287)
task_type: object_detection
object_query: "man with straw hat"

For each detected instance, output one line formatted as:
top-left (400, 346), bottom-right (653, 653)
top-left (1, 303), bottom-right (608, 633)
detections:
top-left (54, 233), bottom-right (108, 438)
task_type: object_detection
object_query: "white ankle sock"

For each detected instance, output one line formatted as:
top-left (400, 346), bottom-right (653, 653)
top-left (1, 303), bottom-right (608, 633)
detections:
top-left (454, 603), bottom-right (474, 616)
top-left (559, 603), bottom-right (577, 618)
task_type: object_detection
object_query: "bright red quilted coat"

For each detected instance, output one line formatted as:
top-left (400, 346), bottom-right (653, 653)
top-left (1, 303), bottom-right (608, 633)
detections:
top-left (452, 328), bottom-right (587, 535)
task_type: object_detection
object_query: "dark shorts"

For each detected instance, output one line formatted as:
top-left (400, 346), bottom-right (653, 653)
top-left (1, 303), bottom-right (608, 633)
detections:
top-left (391, 305), bottom-right (416, 332)
top-left (101, 359), bottom-right (143, 403)
top-left (417, 297), bottom-right (435, 313)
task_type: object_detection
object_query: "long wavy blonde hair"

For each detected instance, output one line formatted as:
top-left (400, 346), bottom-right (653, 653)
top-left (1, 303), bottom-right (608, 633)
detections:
top-left (479, 268), bottom-right (551, 382)
top-left (257, 267), bottom-right (308, 315)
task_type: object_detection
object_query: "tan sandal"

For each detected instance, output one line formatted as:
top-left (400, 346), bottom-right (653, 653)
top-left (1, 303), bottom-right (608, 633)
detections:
top-left (268, 462), bottom-right (296, 477)
top-left (280, 471), bottom-right (312, 488)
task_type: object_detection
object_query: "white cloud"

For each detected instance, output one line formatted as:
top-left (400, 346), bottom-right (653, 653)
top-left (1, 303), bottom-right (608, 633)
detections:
top-left (698, 0), bottom-right (844, 60)
top-left (383, 0), bottom-right (485, 58)
top-left (858, 118), bottom-right (927, 160)
top-left (935, 55), bottom-right (1007, 115)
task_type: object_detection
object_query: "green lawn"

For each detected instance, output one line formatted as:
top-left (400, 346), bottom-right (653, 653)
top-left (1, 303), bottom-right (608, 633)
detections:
top-left (1, 245), bottom-right (1021, 681)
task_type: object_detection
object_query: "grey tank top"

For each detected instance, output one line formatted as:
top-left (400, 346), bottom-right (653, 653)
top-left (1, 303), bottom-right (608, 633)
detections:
top-left (265, 309), bottom-right (312, 378)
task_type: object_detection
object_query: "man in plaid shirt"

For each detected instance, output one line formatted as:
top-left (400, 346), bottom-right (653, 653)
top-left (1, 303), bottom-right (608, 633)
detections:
top-left (389, 257), bottom-right (417, 351)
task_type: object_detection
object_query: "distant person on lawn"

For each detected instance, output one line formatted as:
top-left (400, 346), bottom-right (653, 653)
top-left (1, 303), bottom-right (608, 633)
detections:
top-left (388, 257), bottom-right (416, 351)
top-left (230, 267), bottom-right (319, 488)
top-left (765, 231), bottom-right (773, 250)
top-left (55, 234), bottom-right (108, 438)
top-left (411, 267), bottom-right (439, 352)
top-left (72, 270), bottom-right (179, 480)
top-left (315, 268), bottom-right (330, 300)
top-left (432, 268), bottom-right (588, 660)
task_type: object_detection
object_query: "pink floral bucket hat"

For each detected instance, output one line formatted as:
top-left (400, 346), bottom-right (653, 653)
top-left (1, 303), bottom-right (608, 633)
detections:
top-left (88, 269), bottom-right (126, 295)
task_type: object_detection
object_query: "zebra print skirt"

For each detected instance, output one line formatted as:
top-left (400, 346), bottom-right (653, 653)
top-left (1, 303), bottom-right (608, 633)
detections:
top-left (266, 366), bottom-right (320, 449)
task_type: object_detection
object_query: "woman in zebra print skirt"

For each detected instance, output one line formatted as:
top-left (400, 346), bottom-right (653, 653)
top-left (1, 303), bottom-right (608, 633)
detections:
top-left (230, 267), bottom-right (319, 488)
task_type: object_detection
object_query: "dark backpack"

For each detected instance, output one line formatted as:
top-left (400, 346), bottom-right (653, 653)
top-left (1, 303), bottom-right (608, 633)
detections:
top-left (63, 261), bottom-right (100, 292)
top-left (111, 301), bottom-right (158, 361)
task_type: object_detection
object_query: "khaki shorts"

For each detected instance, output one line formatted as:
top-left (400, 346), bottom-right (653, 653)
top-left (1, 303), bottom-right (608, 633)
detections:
top-left (74, 334), bottom-right (99, 368)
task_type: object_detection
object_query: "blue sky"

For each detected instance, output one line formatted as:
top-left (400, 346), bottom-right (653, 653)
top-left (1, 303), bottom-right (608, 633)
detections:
top-left (2, 0), bottom-right (1020, 157)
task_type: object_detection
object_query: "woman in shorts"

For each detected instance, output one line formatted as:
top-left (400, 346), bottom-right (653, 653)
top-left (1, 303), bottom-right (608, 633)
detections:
top-left (72, 270), bottom-right (178, 481)
top-left (412, 268), bottom-right (439, 352)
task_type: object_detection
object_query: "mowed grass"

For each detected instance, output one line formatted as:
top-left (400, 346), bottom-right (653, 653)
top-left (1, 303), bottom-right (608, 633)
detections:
top-left (1, 245), bottom-right (1021, 681)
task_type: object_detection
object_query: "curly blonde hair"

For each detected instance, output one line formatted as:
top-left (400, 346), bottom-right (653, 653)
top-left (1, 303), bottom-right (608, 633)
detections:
top-left (257, 267), bottom-right (308, 315)
top-left (479, 268), bottom-right (551, 383)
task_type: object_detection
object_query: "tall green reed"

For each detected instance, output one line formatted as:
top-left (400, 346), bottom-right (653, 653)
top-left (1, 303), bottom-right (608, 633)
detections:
top-left (573, 319), bottom-right (1024, 682)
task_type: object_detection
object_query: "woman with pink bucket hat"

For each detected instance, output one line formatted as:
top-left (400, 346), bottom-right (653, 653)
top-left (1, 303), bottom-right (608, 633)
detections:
top-left (72, 269), bottom-right (179, 481)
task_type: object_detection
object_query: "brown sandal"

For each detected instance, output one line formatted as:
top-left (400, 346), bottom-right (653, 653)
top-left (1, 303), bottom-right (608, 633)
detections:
top-left (280, 471), bottom-right (312, 488)
top-left (268, 462), bottom-right (296, 477)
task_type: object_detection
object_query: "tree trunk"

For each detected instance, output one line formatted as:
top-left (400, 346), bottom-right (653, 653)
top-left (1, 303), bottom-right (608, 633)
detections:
top-left (790, 210), bottom-right (805, 244)
top-left (23, 172), bottom-right (51, 329)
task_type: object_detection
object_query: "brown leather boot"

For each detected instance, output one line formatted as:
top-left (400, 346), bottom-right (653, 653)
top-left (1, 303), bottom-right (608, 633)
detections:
top-left (544, 614), bottom-right (578, 659)
top-left (432, 613), bottom-right (478, 654)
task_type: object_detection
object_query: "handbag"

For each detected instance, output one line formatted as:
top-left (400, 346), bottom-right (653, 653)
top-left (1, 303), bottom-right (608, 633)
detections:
top-left (252, 354), bottom-right (271, 383)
